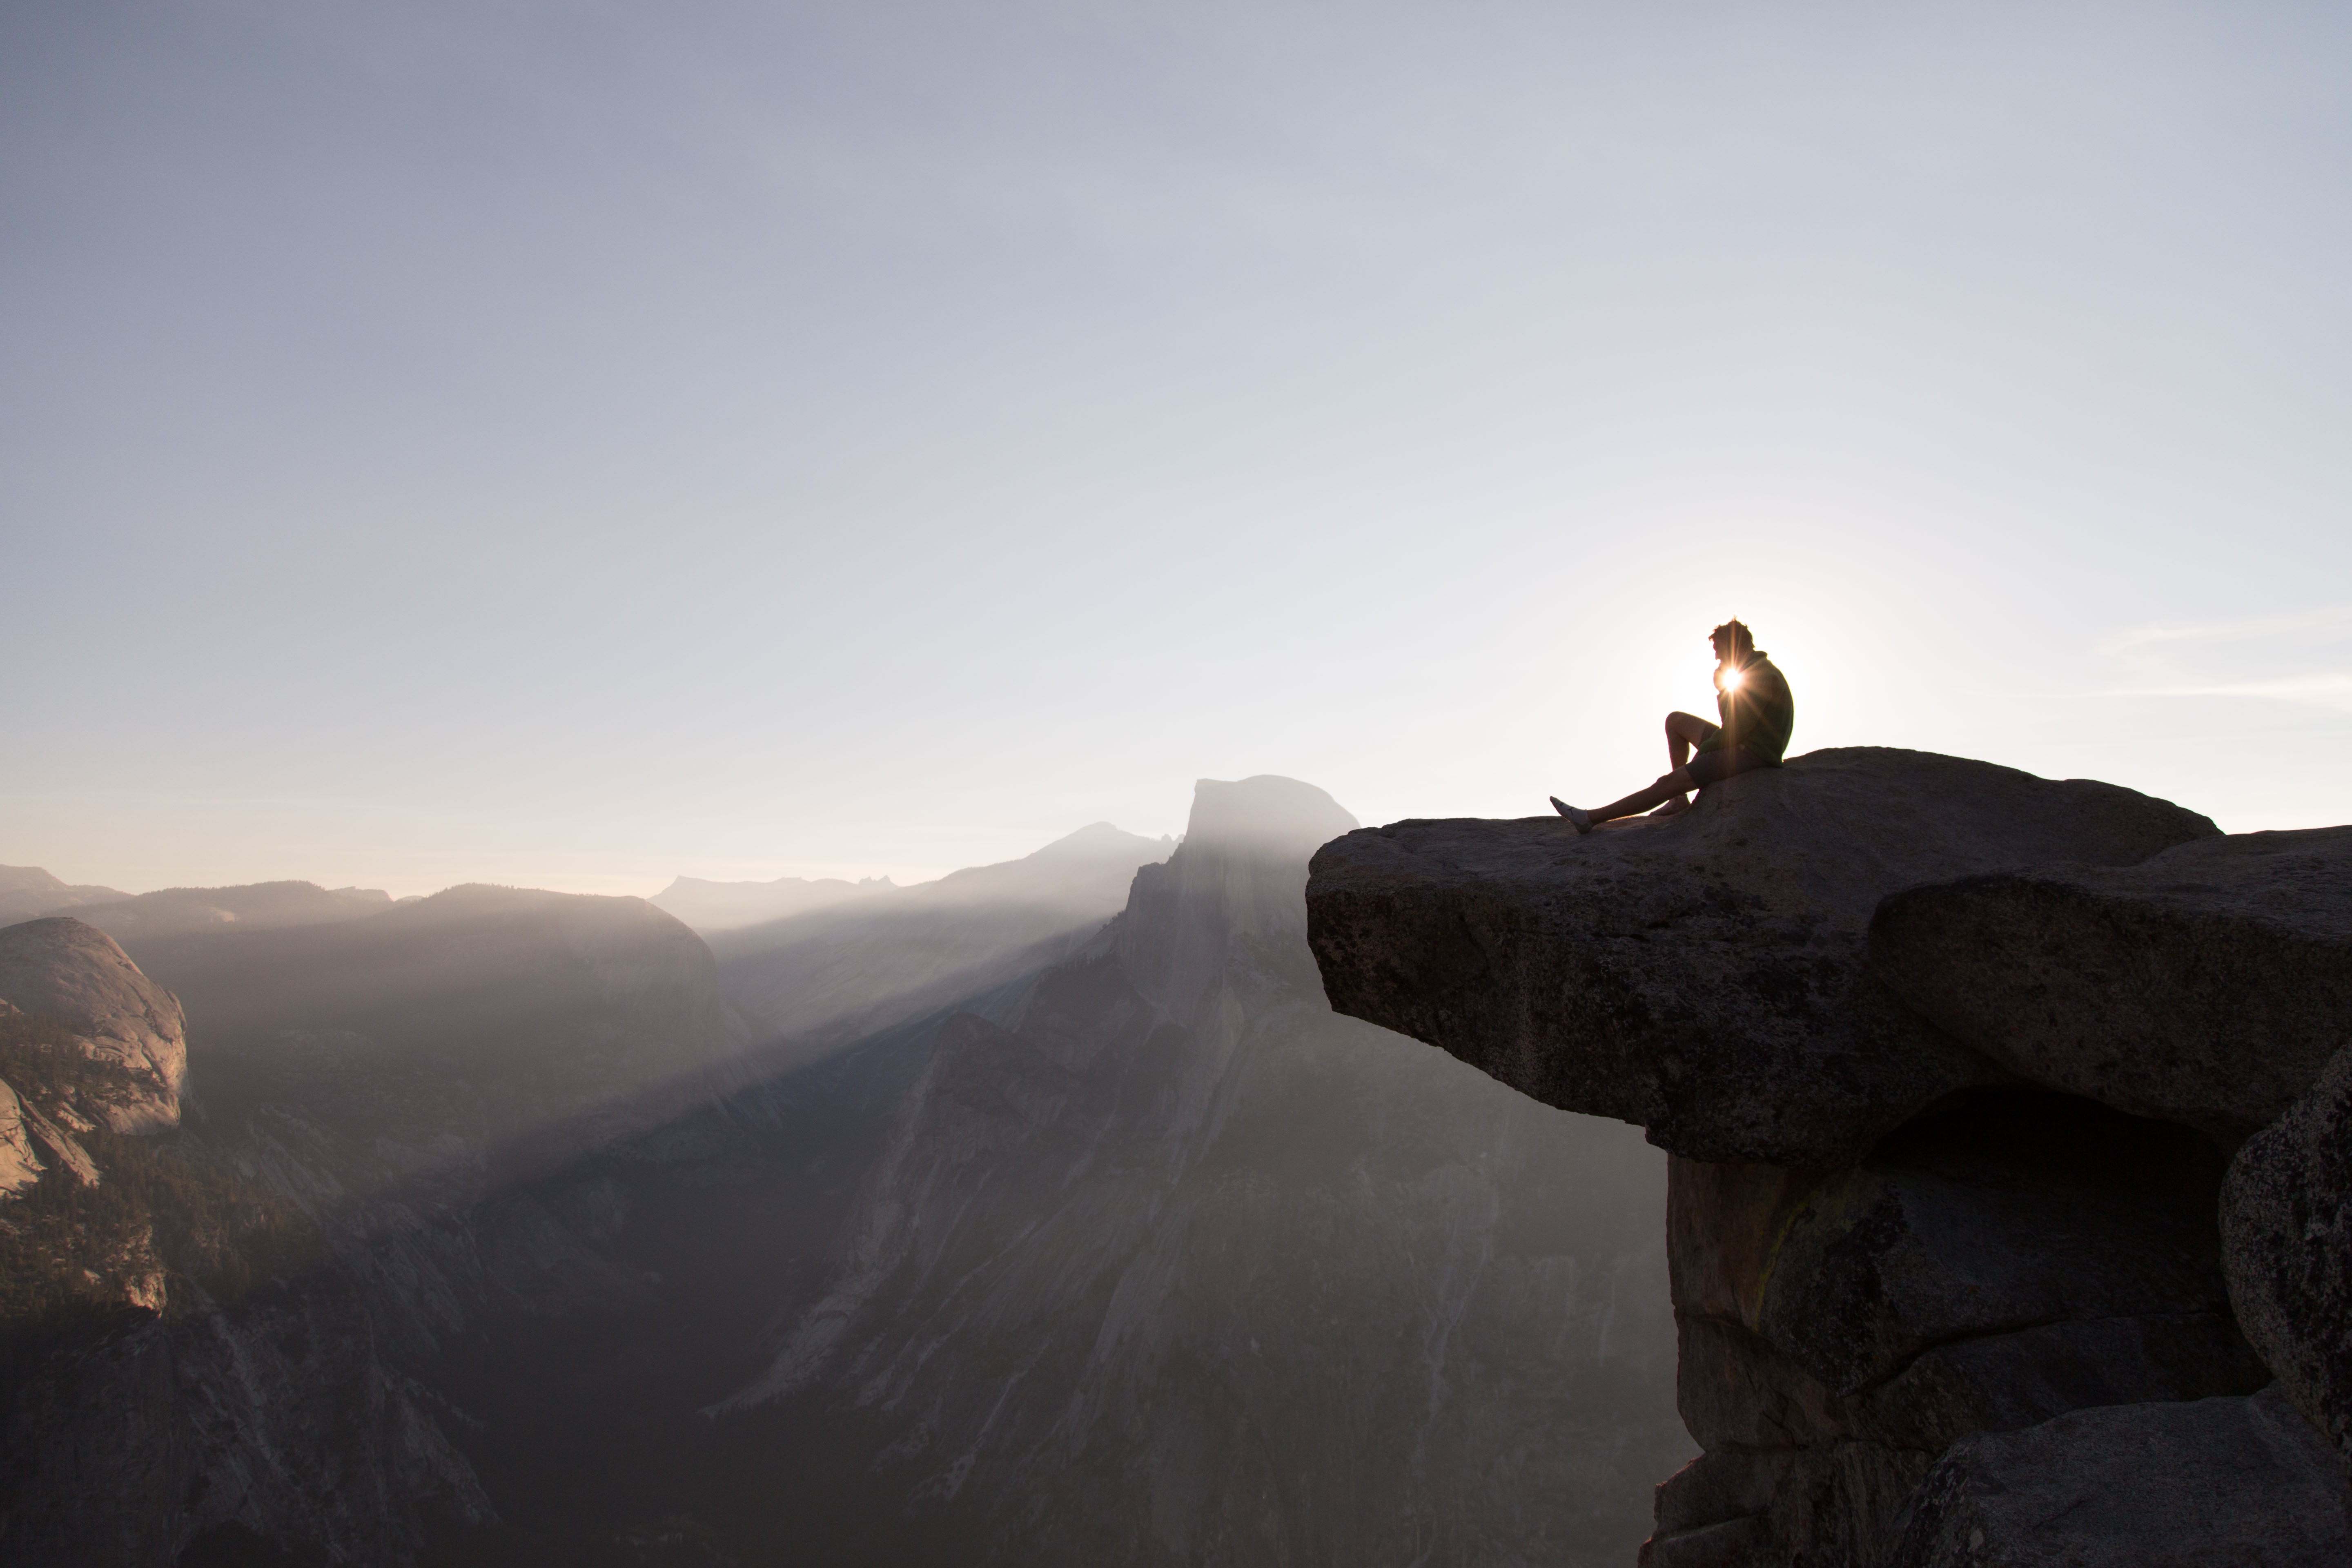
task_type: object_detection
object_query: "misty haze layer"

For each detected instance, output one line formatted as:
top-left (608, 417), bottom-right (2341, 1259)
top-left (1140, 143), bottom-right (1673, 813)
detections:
top-left (650, 871), bottom-right (896, 933)
top-left (706, 821), bottom-right (1174, 1055)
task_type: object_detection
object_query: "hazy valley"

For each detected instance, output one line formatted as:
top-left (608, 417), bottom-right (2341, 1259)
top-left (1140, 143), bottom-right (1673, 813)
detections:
top-left (0, 780), bottom-right (1685, 1567)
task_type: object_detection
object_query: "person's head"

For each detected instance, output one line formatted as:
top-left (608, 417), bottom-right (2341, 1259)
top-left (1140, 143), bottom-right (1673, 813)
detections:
top-left (1711, 619), bottom-right (1755, 665)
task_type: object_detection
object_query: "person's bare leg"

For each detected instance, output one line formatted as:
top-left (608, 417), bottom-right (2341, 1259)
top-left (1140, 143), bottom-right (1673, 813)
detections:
top-left (1587, 766), bottom-right (1698, 825)
top-left (1652, 712), bottom-right (1713, 817)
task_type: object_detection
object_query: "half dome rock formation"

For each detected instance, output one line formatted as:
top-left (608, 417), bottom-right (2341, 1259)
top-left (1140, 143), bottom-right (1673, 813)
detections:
top-left (0, 915), bottom-right (188, 1132)
top-left (1304, 747), bottom-right (2352, 1567)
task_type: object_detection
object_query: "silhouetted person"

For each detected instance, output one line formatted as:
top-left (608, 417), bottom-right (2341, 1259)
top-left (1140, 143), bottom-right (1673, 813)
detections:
top-left (1551, 620), bottom-right (1795, 833)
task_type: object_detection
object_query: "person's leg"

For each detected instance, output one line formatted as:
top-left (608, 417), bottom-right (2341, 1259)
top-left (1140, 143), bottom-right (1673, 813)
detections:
top-left (1666, 711), bottom-right (1712, 768)
top-left (1585, 767), bottom-right (1696, 826)
top-left (1654, 712), bottom-right (1715, 817)
top-left (1555, 747), bottom-right (1756, 834)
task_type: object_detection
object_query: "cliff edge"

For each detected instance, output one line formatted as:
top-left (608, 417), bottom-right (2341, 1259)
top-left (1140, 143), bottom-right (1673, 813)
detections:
top-left (1305, 747), bottom-right (2352, 1567)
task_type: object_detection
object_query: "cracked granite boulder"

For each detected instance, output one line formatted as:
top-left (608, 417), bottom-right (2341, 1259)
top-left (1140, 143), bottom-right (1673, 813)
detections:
top-left (2223, 1036), bottom-right (2352, 1469)
top-left (1870, 824), bottom-right (2352, 1144)
top-left (1883, 1385), bottom-right (2350, 1568)
top-left (1305, 747), bottom-right (2216, 1167)
top-left (1647, 1092), bottom-right (2270, 1566)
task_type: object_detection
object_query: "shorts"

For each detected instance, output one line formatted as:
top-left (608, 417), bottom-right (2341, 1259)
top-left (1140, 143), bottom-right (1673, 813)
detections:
top-left (1685, 740), bottom-right (1771, 787)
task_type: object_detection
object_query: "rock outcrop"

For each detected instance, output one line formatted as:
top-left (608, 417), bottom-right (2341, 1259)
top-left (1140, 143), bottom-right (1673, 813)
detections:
top-left (1870, 824), bottom-right (2352, 1144)
top-left (1305, 748), bottom-right (2216, 1167)
top-left (0, 917), bottom-right (187, 1133)
top-left (1884, 1386), bottom-right (2350, 1568)
top-left (2223, 1037), bottom-right (2352, 1468)
top-left (0, 1067), bottom-right (43, 1196)
top-left (1304, 747), bottom-right (2352, 1566)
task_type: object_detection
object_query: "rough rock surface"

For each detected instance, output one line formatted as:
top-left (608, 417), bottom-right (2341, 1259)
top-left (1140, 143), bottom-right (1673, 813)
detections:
top-left (1653, 1093), bottom-right (2270, 1565)
top-left (1884, 1385), bottom-right (2351, 1567)
top-left (1671, 1093), bottom-right (2261, 1424)
top-left (1871, 825), bottom-right (2352, 1143)
top-left (0, 917), bottom-right (187, 1132)
top-left (0, 1073), bottom-right (42, 1196)
top-left (2223, 1036), bottom-right (2352, 1468)
top-left (1306, 748), bottom-right (2215, 1165)
top-left (0, 1271), bottom-right (492, 1566)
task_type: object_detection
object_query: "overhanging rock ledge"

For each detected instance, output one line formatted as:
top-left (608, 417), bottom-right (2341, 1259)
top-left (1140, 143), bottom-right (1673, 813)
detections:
top-left (1303, 746), bottom-right (2216, 1167)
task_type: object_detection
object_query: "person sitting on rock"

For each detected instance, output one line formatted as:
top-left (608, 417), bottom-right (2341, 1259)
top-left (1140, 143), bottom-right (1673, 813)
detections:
top-left (1551, 619), bottom-right (1795, 834)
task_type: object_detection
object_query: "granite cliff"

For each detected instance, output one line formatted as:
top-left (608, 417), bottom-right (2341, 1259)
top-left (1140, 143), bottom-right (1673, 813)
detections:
top-left (1306, 747), bottom-right (2352, 1567)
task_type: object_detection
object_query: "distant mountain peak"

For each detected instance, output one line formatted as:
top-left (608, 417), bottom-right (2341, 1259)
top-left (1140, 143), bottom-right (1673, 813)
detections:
top-left (1025, 821), bottom-right (1171, 860)
top-left (0, 866), bottom-right (131, 924)
top-left (1183, 775), bottom-right (1359, 855)
top-left (650, 870), bottom-right (897, 933)
top-left (39, 881), bottom-right (395, 942)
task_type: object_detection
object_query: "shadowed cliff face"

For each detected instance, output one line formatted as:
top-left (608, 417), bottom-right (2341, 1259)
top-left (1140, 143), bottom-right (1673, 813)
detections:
top-left (710, 776), bottom-right (1688, 1568)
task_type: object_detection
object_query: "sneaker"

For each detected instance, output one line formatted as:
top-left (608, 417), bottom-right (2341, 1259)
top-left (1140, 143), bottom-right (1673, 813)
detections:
top-left (1550, 797), bottom-right (1594, 835)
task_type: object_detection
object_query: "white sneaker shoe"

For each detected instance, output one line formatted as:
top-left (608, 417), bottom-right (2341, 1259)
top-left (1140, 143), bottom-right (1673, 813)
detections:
top-left (1550, 797), bottom-right (1593, 834)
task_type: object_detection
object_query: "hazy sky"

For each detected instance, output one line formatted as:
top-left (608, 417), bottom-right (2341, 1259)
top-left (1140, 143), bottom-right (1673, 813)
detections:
top-left (6, 0), bottom-right (2349, 896)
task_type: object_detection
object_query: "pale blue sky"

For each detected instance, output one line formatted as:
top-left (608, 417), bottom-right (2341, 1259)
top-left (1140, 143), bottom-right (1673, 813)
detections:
top-left (5, 0), bottom-right (2348, 895)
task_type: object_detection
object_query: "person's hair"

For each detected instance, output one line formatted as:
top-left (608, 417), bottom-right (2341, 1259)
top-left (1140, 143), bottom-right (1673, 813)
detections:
top-left (1711, 619), bottom-right (1755, 657)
